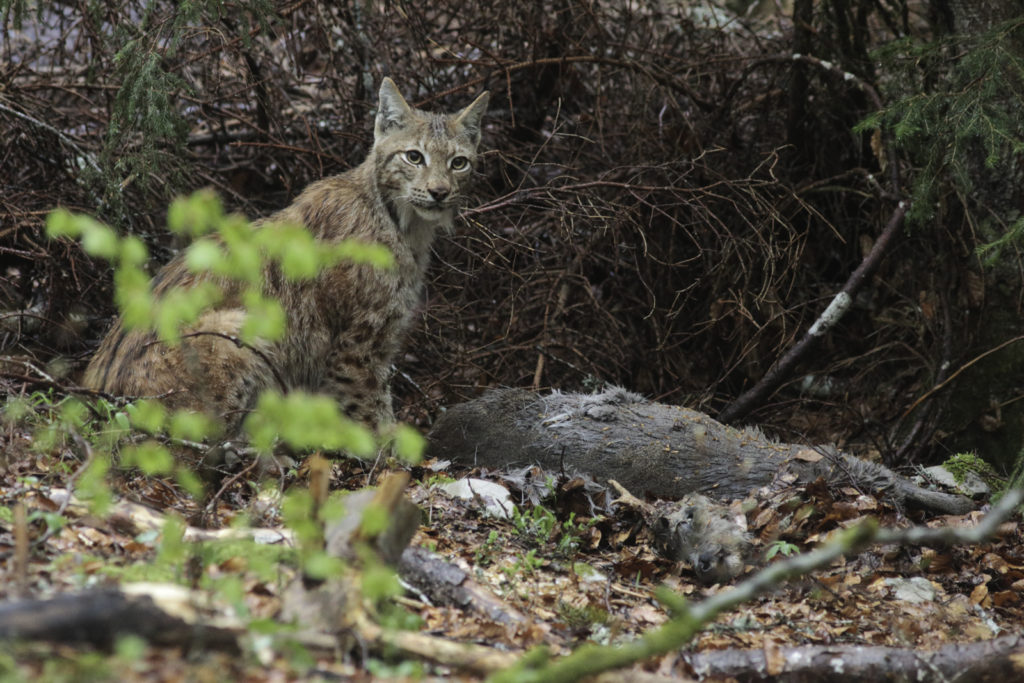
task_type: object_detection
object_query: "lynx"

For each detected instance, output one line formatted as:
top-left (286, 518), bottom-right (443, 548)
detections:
top-left (84, 78), bottom-right (489, 438)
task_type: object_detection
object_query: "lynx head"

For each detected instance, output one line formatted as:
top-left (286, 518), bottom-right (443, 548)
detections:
top-left (372, 78), bottom-right (489, 233)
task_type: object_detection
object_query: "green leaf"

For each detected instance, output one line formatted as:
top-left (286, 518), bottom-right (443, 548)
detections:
top-left (44, 208), bottom-right (77, 238)
top-left (239, 289), bottom-right (285, 343)
top-left (80, 222), bottom-right (120, 260)
top-left (247, 618), bottom-right (285, 636)
top-left (303, 552), bottom-right (345, 580)
top-left (156, 515), bottom-right (187, 566)
top-left (280, 238), bottom-right (320, 280)
top-left (119, 236), bottom-right (149, 268)
top-left (361, 563), bottom-right (402, 602)
top-left (391, 424), bottom-right (425, 464)
top-left (359, 502), bottom-right (390, 537)
top-left (225, 240), bottom-right (263, 284)
top-left (185, 239), bottom-right (225, 273)
top-left (114, 411), bottom-right (131, 431)
top-left (175, 467), bottom-right (205, 499)
top-left (123, 440), bottom-right (174, 475)
top-left (59, 398), bottom-right (89, 429)
top-left (281, 487), bottom-right (314, 521)
top-left (332, 240), bottom-right (394, 269)
top-left (77, 455), bottom-right (112, 516)
top-left (256, 222), bottom-right (320, 280)
top-left (127, 399), bottom-right (166, 433)
top-left (167, 191), bottom-right (224, 237)
top-left (114, 266), bottom-right (155, 330)
top-left (154, 281), bottom-right (222, 344)
top-left (168, 410), bottom-right (217, 441)
top-left (244, 391), bottom-right (377, 456)
top-left (114, 635), bottom-right (147, 662)
top-left (281, 488), bottom-right (322, 549)
top-left (2, 397), bottom-right (31, 424)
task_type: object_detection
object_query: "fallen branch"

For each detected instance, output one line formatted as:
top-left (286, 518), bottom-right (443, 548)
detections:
top-left (718, 200), bottom-right (908, 424)
top-left (0, 583), bottom-right (243, 651)
top-left (685, 633), bottom-right (1024, 681)
top-left (44, 488), bottom-right (295, 545)
top-left (399, 546), bottom-right (536, 627)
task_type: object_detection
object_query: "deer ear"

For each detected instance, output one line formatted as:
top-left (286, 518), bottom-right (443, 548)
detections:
top-left (375, 78), bottom-right (414, 139)
top-left (453, 91), bottom-right (490, 145)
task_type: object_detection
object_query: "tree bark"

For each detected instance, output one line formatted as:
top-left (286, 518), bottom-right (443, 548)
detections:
top-left (427, 387), bottom-right (974, 515)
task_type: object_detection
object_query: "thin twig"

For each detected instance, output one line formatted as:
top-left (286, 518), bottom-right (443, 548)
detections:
top-left (0, 96), bottom-right (102, 175)
top-left (901, 334), bottom-right (1024, 419)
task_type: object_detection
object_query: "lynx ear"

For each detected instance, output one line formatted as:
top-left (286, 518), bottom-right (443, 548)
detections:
top-left (375, 77), bottom-right (414, 139)
top-left (453, 91), bottom-right (490, 146)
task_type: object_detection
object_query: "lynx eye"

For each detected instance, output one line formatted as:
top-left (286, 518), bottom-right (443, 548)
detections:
top-left (450, 156), bottom-right (469, 171)
top-left (403, 150), bottom-right (424, 165)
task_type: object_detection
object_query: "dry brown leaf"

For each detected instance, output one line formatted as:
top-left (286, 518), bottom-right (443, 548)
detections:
top-left (980, 552), bottom-right (1009, 574)
top-left (630, 602), bottom-right (667, 626)
top-left (762, 639), bottom-right (787, 675)
top-left (793, 449), bottom-right (823, 463)
top-left (969, 583), bottom-right (990, 606)
top-left (852, 495), bottom-right (879, 511)
top-left (965, 269), bottom-right (985, 307)
top-left (962, 621), bottom-right (998, 640)
top-left (219, 556), bottom-right (249, 573)
top-left (992, 590), bottom-right (1020, 607)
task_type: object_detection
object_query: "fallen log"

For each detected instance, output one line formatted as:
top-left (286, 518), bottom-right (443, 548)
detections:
top-left (684, 633), bottom-right (1024, 681)
top-left (0, 584), bottom-right (242, 651)
top-left (426, 387), bottom-right (974, 515)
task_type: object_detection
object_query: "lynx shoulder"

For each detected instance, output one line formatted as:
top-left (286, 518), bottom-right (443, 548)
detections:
top-left (84, 79), bottom-right (489, 435)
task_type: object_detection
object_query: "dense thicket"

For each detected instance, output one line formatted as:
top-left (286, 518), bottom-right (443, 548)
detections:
top-left (2, 0), bottom-right (1023, 467)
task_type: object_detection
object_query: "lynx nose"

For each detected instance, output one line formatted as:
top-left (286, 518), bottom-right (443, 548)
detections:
top-left (428, 186), bottom-right (450, 201)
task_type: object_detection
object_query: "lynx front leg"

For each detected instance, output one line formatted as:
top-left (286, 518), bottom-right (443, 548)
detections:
top-left (322, 350), bottom-right (395, 431)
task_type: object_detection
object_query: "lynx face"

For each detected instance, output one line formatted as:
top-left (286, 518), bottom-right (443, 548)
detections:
top-left (373, 80), bottom-right (488, 234)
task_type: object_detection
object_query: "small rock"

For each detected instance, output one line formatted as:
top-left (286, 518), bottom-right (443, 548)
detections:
top-left (885, 577), bottom-right (937, 604)
top-left (923, 465), bottom-right (990, 497)
top-left (436, 478), bottom-right (514, 519)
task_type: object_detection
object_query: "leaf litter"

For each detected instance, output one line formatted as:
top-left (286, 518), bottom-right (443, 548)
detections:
top-left (1, 430), bottom-right (1021, 680)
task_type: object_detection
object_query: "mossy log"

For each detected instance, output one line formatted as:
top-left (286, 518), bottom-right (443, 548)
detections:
top-left (426, 387), bottom-right (974, 516)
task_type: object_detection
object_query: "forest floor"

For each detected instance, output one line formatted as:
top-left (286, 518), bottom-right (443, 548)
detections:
top-left (1, 399), bottom-right (1022, 682)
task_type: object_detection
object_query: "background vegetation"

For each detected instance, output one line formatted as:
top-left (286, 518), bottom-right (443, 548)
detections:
top-left (3, 0), bottom-right (1024, 471)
